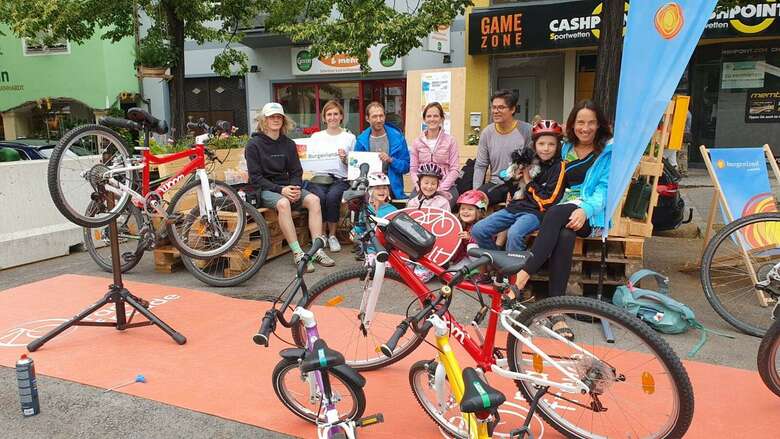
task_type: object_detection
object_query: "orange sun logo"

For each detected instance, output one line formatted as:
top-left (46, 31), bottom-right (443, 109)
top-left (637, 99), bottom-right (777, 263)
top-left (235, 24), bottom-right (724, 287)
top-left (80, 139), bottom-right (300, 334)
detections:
top-left (655, 3), bottom-right (684, 40)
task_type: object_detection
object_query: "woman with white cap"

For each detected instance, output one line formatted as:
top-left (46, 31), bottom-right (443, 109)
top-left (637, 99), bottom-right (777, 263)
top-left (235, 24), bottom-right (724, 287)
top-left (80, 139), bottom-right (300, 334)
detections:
top-left (245, 102), bottom-right (335, 272)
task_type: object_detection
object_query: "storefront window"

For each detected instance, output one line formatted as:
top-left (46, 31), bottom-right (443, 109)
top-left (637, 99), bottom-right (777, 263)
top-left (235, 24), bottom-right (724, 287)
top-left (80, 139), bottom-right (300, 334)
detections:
top-left (276, 84), bottom-right (317, 137)
top-left (689, 42), bottom-right (780, 159)
top-left (275, 79), bottom-right (406, 137)
top-left (319, 82), bottom-right (360, 135)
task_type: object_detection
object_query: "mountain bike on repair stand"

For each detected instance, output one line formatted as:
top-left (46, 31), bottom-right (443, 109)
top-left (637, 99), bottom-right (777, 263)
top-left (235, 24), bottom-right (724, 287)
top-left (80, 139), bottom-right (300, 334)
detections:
top-left (253, 236), bottom-right (384, 439)
top-left (48, 107), bottom-right (245, 262)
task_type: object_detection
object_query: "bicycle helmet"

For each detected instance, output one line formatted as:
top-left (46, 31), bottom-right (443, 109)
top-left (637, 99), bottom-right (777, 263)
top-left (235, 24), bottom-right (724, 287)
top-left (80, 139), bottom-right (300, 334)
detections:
top-left (532, 119), bottom-right (563, 140)
top-left (456, 190), bottom-right (489, 211)
top-left (367, 172), bottom-right (391, 187)
top-left (417, 163), bottom-right (444, 180)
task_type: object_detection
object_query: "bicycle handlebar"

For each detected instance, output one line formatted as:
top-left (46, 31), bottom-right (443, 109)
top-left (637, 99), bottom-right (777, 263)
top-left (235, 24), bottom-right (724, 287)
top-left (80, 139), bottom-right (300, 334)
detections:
top-left (253, 238), bottom-right (326, 347)
top-left (253, 309), bottom-right (277, 346)
top-left (99, 116), bottom-right (142, 132)
top-left (379, 254), bottom-right (494, 357)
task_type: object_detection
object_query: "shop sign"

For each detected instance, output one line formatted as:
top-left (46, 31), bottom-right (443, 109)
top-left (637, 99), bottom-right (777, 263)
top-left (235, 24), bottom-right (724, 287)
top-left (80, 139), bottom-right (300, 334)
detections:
top-left (291, 45), bottom-right (402, 75)
top-left (468, 1), bottom-right (780, 55)
top-left (704, 2), bottom-right (780, 38)
top-left (0, 68), bottom-right (24, 93)
top-left (722, 61), bottom-right (766, 89)
top-left (426, 25), bottom-right (451, 54)
top-left (745, 89), bottom-right (780, 123)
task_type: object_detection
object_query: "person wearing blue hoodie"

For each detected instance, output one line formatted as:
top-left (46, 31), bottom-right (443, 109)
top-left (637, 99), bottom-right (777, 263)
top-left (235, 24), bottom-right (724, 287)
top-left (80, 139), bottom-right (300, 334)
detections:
top-left (512, 100), bottom-right (613, 341)
top-left (354, 101), bottom-right (410, 200)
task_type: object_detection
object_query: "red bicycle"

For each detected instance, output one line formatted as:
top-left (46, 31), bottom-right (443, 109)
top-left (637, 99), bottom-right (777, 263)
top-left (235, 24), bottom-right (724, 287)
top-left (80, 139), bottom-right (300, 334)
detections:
top-left (47, 108), bottom-right (245, 259)
top-left (296, 184), bottom-right (694, 438)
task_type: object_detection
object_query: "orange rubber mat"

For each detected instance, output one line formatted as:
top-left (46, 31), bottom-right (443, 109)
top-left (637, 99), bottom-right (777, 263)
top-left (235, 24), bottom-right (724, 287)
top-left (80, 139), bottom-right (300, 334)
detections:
top-left (0, 275), bottom-right (776, 438)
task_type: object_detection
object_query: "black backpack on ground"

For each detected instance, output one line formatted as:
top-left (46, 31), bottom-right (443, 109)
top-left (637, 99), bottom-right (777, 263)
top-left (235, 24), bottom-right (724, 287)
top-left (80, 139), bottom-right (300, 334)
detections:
top-left (456, 158), bottom-right (475, 194)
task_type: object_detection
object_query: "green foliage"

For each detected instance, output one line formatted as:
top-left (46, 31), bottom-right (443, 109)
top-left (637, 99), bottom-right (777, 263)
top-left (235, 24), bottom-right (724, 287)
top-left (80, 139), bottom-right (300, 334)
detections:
top-left (207, 134), bottom-right (249, 150)
top-left (466, 127), bottom-right (480, 146)
top-left (0, 0), bottom-right (473, 74)
top-left (135, 35), bottom-right (174, 68)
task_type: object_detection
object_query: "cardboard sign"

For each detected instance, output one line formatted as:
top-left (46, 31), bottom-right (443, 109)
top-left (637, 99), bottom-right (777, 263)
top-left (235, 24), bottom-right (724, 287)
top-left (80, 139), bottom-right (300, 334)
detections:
top-left (347, 151), bottom-right (382, 180)
top-left (709, 147), bottom-right (776, 219)
top-left (293, 137), bottom-right (341, 172)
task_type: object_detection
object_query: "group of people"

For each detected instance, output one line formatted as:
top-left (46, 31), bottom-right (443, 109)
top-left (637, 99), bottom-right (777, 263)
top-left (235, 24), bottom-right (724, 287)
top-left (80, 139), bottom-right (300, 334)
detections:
top-left (244, 90), bottom-right (614, 339)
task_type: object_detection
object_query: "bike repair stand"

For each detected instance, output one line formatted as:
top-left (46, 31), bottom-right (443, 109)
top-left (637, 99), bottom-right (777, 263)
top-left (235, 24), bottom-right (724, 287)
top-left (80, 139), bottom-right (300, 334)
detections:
top-left (27, 194), bottom-right (186, 352)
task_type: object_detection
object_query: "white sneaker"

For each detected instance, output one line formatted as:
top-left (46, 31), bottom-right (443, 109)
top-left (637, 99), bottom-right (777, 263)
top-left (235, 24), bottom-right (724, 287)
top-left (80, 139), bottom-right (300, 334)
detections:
top-left (328, 235), bottom-right (341, 252)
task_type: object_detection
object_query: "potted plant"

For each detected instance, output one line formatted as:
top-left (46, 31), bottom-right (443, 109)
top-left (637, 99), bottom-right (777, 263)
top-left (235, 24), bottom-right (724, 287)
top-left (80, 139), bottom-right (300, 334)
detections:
top-left (135, 36), bottom-right (173, 78)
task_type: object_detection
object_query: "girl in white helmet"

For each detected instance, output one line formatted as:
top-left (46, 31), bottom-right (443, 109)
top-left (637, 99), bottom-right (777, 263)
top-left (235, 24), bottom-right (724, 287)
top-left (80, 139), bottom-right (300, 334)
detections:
top-left (351, 173), bottom-right (397, 259)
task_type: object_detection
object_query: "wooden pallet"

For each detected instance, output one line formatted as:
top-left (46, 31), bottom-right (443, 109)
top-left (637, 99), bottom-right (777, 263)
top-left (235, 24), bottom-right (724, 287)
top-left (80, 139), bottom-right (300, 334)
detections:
top-left (527, 234), bottom-right (644, 297)
top-left (152, 206), bottom-right (311, 273)
top-left (154, 245), bottom-right (182, 273)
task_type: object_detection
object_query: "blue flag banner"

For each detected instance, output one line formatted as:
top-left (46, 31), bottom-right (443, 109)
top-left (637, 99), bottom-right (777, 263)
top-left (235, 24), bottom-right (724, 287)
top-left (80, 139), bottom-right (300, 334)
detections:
top-left (606, 1), bottom-right (719, 236)
top-left (709, 147), bottom-right (776, 219)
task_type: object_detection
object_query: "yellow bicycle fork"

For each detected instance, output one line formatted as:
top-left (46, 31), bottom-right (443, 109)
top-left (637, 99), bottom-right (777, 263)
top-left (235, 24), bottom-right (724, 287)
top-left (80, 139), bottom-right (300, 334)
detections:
top-left (431, 316), bottom-right (491, 439)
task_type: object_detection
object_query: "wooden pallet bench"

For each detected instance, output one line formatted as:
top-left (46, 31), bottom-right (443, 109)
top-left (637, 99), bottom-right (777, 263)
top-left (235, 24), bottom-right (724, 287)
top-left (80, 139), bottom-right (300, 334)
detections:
top-left (153, 206), bottom-right (310, 273)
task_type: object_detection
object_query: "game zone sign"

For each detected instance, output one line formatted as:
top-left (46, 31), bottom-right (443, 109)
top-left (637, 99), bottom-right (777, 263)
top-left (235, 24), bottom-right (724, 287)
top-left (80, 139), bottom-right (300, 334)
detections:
top-left (386, 207), bottom-right (463, 265)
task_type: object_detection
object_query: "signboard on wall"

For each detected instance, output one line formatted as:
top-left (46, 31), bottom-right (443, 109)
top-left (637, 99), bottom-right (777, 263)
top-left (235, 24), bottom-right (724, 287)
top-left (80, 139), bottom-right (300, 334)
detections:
top-left (468, 1), bottom-right (780, 55)
top-left (291, 46), bottom-right (402, 75)
top-left (745, 89), bottom-right (780, 123)
top-left (420, 71), bottom-right (452, 133)
top-left (722, 61), bottom-right (766, 89)
top-left (426, 25), bottom-right (451, 54)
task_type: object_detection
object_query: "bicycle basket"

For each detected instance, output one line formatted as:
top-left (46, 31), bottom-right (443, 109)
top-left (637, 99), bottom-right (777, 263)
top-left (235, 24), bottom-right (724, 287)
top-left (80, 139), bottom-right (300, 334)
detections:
top-left (385, 212), bottom-right (435, 259)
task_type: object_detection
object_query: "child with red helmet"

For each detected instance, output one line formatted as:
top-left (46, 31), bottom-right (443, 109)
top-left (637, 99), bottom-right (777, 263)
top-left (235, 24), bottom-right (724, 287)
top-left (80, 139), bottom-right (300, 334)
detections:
top-left (472, 119), bottom-right (566, 259)
top-left (447, 189), bottom-right (490, 273)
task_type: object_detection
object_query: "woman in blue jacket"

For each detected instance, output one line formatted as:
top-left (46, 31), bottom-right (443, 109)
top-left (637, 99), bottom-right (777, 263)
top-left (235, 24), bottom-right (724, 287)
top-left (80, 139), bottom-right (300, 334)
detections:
top-left (354, 101), bottom-right (410, 199)
top-left (513, 100), bottom-right (613, 340)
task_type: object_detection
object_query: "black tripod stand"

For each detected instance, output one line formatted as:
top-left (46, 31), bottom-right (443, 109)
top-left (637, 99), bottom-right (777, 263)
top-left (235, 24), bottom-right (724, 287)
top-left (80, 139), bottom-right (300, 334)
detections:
top-left (27, 195), bottom-right (186, 352)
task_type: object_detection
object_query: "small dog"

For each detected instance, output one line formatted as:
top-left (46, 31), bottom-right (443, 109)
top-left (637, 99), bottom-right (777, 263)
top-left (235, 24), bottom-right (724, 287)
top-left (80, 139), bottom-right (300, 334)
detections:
top-left (502, 146), bottom-right (541, 201)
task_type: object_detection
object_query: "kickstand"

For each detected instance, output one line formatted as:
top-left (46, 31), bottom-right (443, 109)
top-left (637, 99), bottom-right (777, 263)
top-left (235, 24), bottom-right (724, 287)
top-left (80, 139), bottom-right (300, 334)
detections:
top-left (509, 386), bottom-right (548, 439)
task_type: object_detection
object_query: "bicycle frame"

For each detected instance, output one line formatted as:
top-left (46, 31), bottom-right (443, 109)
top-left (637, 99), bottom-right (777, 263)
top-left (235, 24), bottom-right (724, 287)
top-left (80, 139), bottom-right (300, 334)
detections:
top-left (101, 144), bottom-right (215, 219)
top-left (426, 313), bottom-right (490, 439)
top-left (364, 226), bottom-right (591, 394)
top-left (294, 307), bottom-right (359, 439)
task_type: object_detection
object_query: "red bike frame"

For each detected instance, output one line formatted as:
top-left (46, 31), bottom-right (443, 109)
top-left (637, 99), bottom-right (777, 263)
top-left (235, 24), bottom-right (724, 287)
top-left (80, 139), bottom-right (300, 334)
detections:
top-left (140, 144), bottom-right (206, 197)
top-left (374, 227), bottom-right (506, 372)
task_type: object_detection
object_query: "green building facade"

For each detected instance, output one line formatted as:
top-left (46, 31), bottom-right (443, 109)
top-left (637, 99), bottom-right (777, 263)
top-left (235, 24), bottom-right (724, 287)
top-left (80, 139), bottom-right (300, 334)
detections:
top-left (0, 26), bottom-right (138, 140)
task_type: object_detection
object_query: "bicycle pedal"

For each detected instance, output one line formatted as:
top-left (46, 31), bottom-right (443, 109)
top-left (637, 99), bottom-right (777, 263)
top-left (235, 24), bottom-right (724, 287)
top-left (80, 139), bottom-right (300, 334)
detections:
top-left (509, 427), bottom-right (533, 439)
top-left (355, 413), bottom-right (384, 428)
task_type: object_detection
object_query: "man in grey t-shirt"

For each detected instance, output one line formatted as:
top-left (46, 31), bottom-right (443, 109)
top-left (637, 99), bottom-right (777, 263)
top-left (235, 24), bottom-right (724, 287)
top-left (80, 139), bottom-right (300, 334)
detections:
top-left (369, 132), bottom-right (390, 173)
top-left (473, 89), bottom-right (533, 206)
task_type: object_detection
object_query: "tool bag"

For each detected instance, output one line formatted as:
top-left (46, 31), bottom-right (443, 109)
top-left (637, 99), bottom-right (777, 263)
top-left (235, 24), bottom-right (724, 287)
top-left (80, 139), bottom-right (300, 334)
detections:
top-left (613, 269), bottom-right (733, 357)
top-left (622, 177), bottom-right (652, 220)
top-left (385, 212), bottom-right (436, 259)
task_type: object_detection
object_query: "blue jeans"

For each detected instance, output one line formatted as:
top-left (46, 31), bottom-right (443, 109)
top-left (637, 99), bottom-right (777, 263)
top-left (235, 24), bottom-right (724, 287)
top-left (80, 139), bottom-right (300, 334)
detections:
top-left (471, 209), bottom-right (541, 253)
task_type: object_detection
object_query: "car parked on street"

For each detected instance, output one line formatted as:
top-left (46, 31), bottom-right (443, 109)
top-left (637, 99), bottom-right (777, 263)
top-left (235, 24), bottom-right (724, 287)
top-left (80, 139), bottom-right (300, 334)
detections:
top-left (0, 138), bottom-right (89, 160)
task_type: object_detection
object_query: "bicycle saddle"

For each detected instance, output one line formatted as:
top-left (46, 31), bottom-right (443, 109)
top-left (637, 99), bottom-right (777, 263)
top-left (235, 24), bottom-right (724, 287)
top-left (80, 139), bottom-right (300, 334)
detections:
top-left (127, 107), bottom-right (169, 135)
top-left (467, 248), bottom-right (531, 275)
top-left (300, 339), bottom-right (346, 373)
top-left (459, 367), bottom-right (506, 414)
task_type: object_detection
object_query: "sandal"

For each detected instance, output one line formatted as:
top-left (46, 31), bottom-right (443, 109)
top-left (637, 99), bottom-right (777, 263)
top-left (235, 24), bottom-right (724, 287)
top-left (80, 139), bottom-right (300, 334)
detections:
top-left (548, 314), bottom-right (575, 341)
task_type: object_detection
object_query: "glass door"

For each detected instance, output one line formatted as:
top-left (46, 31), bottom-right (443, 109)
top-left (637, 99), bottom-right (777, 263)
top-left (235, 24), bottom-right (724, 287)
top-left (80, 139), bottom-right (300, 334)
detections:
top-left (364, 79), bottom-right (406, 132)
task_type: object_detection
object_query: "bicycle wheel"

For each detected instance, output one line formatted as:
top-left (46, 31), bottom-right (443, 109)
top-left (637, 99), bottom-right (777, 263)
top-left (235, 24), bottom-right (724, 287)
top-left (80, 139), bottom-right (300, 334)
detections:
top-left (506, 296), bottom-right (694, 439)
top-left (294, 266), bottom-right (426, 371)
top-left (82, 201), bottom-right (145, 273)
top-left (271, 357), bottom-right (366, 424)
top-left (701, 212), bottom-right (780, 337)
top-left (181, 201), bottom-right (269, 286)
top-left (48, 124), bottom-right (134, 227)
top-left (409, 359), bottom-right (467, 439)
top-left (757, 318), bottom-right (780, 397)
top-left (166, 179), bottom-right (246, 259)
